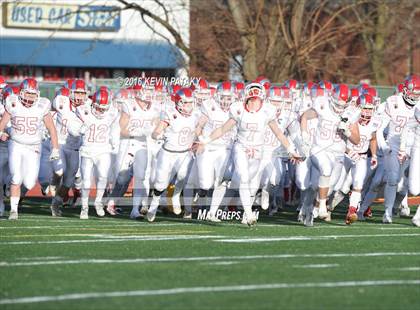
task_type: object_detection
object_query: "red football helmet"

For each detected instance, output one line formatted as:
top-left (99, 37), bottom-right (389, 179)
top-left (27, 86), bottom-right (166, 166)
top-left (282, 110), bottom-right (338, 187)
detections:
top-left (268, 86), bottom-right (282, 107)
top-left (331, 84), bottom-right (350, 115)
top-left (92, 88), bottom-right (112, 118)
top-left (217, 81), bottom-right (236, 111)
top-left (56, 87), bottom-right (70, 98)
top-left (255, 76), bottom-right (271, 92)
top-left (402, 75), bottom-right (420, 106)
top-left (63, 79), bottom-right (75, 89)
top-left (114, 88), bottom-right (132, 104)
top-left (310, 85), bottom-right (325, 98)
top-left (358, 94), bottom-right (375, 125)
top-left (234, 81), bottom-right (245, 100)
top-left (174, 88), bottom-right (194, 116)
top-left (19, 78), bottom-right (39, 108)
top-left (245, 82), bottom-right (265, 103)
top-left (193, 78), bottom-right (211, 106)
top-left (395, 83), bottom-right (404, 95)
top-left (318, 80), bottom-right (333, 94)
top-left (0, 76), bottom-right (6, 91)
top-left (284, 79), bottom-right (301, 97)
top-left (302, 81), bottom-right (316, 97)
top-left (70, 79), bottom-right (88, 107)
top-left (2, 84), bottom-right (19, 104)
top-left (362, 87), bottom-right (380, 105)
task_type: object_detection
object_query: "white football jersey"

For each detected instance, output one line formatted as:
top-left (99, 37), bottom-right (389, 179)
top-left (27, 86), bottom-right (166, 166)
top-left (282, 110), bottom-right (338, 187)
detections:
top-left (161, 105), bottom-right (201, 152)
top-left (53, 95), bottom-right (89, 150)
top-left (384, 94), bottom-right (417, 149)
top-left (5, 95), bottom-right (51, 145)
top-left (72, 105), bottom-right (120, 157)
top-left (229, 101), bottom-right (276, 148)
top-left (312, 97), bottom-right (356, 154)
top-left (201, 98), bottom-right (235, 148)
top-left (347, 120), bottom-right (379, 154)
top-left (122, 99), bottom-right (160, 142)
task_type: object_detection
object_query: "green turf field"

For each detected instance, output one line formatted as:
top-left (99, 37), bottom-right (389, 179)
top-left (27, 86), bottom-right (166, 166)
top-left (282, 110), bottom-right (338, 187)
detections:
top-left (0, 200), bottom-right (419, 310)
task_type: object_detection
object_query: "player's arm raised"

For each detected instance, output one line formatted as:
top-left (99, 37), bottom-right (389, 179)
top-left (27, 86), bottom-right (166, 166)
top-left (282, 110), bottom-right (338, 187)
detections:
top-left (195, 114), bottom-right (209, 137)
top-left (268, 120), bottom-right (300, 161)
top-left (152, 120), bottom-right (169, 140)
top-left (300, 108), bottom-right (317, 143)
top-left (347, 122), bottom-right (360, 145)
top-left (199, 117), bottom-right (236, 145)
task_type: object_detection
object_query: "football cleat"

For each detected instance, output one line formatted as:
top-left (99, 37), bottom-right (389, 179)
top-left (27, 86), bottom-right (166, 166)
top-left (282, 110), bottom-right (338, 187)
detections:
top-left (50, 205), bottom-right (62, 217)
top-left (412, 216), bottom-right (420, 227)
top-left (399, 205), bottom-right (411, 217)
top-left (80, 207), bottom-right (89, 220)
top-left (94, 203), bottom-right (105, 217)
top-left (303, 212), bottom-right (314, 227)
top-left (363, 207), bottom-right (373, 218)
top-left (183, 209), bottom-right (192, 220)
top-left (246, 214), bottom-right (257, 227)
top-left (106, 201), bottom-right (118, 216)
top-left (318, 204), bottom-right (329, 220)
top-left (8, 210), bottom-right (18, 220)
top-left (139, 205), bottom-right (149, 215)
top-left (146, 210), bottom-right (156, 222)
top-left (345, 206), bottom-right (358, 225)
top-left (382, 213), bottom-right (393, 224)
top-left (297, 209), bottom-right (304, 223)
top-left (207, 213), bottom-right (221, 223)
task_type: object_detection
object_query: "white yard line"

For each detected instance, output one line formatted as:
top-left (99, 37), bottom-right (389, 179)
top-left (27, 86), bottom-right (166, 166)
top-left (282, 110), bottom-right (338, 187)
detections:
top-left (1, 252), bottom-right (420, 267)
top-left (1, 280), bottom-right (419, 305)
top-left (397, 267), bottom-right (420, 271)
top-left (215, 233), bottom-right (420, 243)
top-left (206, 261), bottom-right (240, 266)
top-left (0, 235), bottom-right (224, 245)
top-left (294, 264), bottom-right (339, 268)
top-left (17, 257), bottom-right (64, 261)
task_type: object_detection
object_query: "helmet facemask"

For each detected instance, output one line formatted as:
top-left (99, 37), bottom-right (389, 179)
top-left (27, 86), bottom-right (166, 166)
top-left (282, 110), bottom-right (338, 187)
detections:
top-left (71, 90), bottom-right (87, 107)
top-left (19, 89), bottom-right (39, 108)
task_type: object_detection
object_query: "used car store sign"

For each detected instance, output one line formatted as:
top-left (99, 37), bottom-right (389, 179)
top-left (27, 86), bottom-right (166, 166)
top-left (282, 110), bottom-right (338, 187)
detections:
top-left (2, 2), bottom-right (121, 31)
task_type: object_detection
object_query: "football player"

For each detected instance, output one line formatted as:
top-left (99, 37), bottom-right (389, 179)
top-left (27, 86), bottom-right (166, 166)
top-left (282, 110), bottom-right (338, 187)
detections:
top-left (0, 78), bottom-right (59, 220)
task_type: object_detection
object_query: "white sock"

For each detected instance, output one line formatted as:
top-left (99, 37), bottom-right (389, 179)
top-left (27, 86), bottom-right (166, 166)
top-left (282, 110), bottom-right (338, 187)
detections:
top-left (239, 186), bottom-right (253, 219)
top-left (349, 191), bottom-right (361, 208)
top-left (10, 197), bottom-right (19, 213)
top-left (148, 194), bottom-right (160, 214)
top-left (319, 198), bottom-right (327, 210)
top-left (81, 197), bottom-right (89, 209)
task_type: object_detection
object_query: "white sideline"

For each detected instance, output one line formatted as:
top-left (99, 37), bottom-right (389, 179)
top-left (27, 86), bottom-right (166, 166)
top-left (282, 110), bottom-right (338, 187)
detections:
top-left (215, 233), bottom-right (420, 242)
top-left (1, 280), bottom-right (419, 305)
top-left (0, 235), bottom-right (224, 245)
top-left (1, 252), bottom-right (420, 267)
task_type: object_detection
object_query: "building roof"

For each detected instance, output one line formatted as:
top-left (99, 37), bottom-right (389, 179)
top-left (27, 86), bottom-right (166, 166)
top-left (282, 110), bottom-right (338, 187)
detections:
top-left (0, 37), bottom-right (182, 69)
